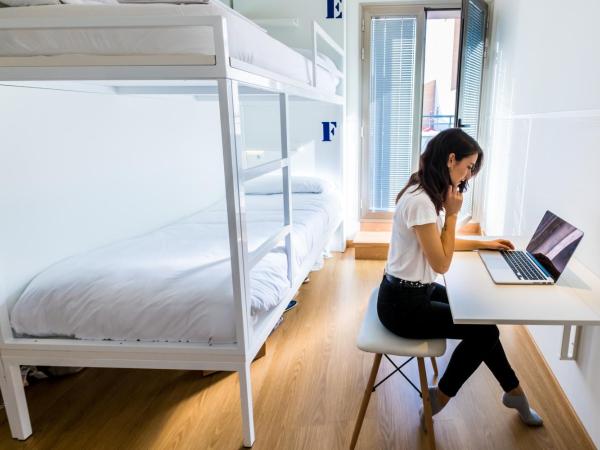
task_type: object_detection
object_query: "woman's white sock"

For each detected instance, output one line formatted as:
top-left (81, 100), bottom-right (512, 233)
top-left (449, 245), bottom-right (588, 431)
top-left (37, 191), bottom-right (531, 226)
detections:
top-left (419, 386), bottom-right (447, 429)
top-left (502, 392), bottom-right (544, 426)
top-left (428, 386), bottom-right (447, 416)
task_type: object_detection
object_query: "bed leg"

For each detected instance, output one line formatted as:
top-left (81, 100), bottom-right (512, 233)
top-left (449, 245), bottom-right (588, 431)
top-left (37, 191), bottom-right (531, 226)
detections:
top-left (0, 359), bottom-right (32, 440)
top-left (239, 362), bottom-right (255, 447)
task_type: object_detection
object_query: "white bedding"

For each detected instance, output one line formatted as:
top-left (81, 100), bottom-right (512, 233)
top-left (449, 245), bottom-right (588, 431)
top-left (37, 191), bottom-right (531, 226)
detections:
top-left (0, 3), bottom-right (342, 94)
top-left (10, 191), bottom-right (342, 344)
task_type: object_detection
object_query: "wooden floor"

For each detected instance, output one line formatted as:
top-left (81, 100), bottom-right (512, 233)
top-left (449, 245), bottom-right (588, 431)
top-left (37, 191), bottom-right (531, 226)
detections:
top-left (0, 250), bottom-right (594, 450)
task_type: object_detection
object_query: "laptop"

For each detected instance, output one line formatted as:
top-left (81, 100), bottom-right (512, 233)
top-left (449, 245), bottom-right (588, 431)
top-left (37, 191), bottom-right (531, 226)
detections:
top-left (479, 210), bottom-right (584, 285)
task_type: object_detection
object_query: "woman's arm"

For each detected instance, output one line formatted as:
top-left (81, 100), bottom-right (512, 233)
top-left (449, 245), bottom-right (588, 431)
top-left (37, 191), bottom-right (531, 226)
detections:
top-left (414, 214), bottom-right (458, 274)
top-left (455, 238), bottom-right (483, 251)
top-left (414, 230), bottom-right (515, 273)
top-left (412, 185), bottom-right (463, 274)
top-left (455, 238), bottom-right (515, 251)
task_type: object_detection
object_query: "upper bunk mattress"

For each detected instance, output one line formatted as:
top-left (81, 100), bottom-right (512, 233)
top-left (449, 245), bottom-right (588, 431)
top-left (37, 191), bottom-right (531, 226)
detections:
top-left (10, 190), bottom-right (342, 344)
top-left (0, 3), bottom-right (342, 94)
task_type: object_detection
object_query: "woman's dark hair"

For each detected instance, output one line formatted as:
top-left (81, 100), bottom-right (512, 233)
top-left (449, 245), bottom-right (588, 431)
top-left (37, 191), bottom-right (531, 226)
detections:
top-left (395, 128), bottom-right (483, 213)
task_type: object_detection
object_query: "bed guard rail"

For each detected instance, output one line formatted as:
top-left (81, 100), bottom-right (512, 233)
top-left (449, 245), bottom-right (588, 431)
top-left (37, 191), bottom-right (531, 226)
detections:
top-left (246, 226), bottom-right (292, 271)
top-left (243, 159), bottom-right (288, 183)
top-left (0, 15), bottom-right (230, 73)
top-left (311, 21), bottom-right (344, 90)
top-left (238, 91), bottom-right (293, 286)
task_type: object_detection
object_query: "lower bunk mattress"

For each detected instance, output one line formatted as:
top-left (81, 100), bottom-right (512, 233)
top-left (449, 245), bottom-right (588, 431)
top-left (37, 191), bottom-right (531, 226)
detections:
top-left (10, 189), bottom-right (342, 344)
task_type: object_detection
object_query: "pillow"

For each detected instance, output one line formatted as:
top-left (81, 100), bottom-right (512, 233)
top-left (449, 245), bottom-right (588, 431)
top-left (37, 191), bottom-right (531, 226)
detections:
top-left (62, 0), bottom-right (119, 3)
top-left (245, 175), bottom-right (334, 195)
top-left (293, 47), bottom-right (343, 79)
top-left (62, 0), bottom-right (118, 3)
top-left (291, 176), bottom-right (335, 194)
top-left (117, 0), bottom-right (209, 3)
top-left (1, 0), bottom-right (59, 5)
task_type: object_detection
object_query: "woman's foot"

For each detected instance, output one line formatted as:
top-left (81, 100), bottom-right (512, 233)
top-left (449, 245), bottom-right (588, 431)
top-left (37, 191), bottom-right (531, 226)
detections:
top-left (421, 386), bottom-right (450, 417)
top-left (502, 390), bottom-right (544, 426)
top-left (419, 386), bottom-right (450, 430)
top-left (435, 386), bottom-right (451, 410)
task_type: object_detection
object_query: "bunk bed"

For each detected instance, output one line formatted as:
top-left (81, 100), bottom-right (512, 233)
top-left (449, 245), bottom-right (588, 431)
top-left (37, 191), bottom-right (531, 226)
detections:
top-left (0, 2), bottom-right (345, 447)
top-left (11, 187), bottom-right (343, 343)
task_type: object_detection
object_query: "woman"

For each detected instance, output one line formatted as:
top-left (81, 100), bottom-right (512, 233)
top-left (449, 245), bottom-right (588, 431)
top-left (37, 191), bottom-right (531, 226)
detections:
top-left (377, 128), bottom-right (542, 426)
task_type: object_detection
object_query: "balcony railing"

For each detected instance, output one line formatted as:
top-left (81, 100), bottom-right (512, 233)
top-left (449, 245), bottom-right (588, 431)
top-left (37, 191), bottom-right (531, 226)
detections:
top-left (421, 114), bottom-right (455, 151)
top-left (422, 114), bottom-right (454, 131)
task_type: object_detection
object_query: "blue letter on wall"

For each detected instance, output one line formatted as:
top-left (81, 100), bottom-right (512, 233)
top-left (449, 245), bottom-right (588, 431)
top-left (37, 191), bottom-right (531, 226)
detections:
top-left (326, 0), bottom-right (343, 19)
top-left (322, 121), bottom-right (337, 142)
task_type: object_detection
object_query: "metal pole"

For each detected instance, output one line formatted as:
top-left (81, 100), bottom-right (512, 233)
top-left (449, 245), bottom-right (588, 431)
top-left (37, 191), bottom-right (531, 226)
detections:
top-left (280, 92), bottom-right (293, 286)
top-left (218, 78), bottom-right (251, 353)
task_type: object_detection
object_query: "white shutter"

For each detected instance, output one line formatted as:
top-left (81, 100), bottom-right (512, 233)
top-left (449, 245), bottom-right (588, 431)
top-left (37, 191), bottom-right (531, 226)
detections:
top-left (369, 16), bottom-right (418, 212)
top-left (456, 0), bottom-right (488, 217)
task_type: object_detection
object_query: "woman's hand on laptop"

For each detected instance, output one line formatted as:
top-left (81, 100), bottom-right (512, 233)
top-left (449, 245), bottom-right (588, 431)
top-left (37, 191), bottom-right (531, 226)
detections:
top-left (480, 239), bottom-right (515, 251)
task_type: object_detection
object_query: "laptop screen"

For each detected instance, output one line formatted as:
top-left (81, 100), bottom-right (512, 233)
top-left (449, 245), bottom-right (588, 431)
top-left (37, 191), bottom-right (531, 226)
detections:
top-left (526, 211), bottom-right (584, 281)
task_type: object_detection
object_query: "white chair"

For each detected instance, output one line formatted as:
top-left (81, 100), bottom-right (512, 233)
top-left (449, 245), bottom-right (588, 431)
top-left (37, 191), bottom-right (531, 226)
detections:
top-left (350, 288), bottom-right (447, 450)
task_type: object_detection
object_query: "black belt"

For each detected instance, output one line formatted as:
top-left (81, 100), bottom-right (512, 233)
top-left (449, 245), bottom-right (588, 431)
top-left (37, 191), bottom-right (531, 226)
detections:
top-left (384, 273), bottom-right (430, 288)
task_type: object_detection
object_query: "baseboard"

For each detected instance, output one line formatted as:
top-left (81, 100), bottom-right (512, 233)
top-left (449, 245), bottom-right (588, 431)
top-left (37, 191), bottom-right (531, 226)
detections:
top-left (354, 246), bottom-right (388, 260)
top-left (360, 221), bottom-right (392, 232)
top-left (521, 325), bottom-right (596, 448)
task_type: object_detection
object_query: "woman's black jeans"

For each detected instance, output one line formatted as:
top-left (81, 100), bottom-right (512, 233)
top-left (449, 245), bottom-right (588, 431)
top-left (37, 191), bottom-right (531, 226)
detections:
top-left (377, 275), bottom-right (520, 397)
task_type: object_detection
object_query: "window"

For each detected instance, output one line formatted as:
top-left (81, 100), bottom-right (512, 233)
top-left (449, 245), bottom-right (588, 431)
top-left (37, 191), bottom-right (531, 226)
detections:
top-left (455, 0), bottom-right (489, 217)
top-left (361, 1), bottom-right (488, 222)
top-left (361, 6), bottom-right (425, 219)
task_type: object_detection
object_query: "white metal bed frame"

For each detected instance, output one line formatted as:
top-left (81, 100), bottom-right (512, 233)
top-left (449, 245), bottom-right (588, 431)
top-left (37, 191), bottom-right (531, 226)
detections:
top-left (0, 13), bottom-right (344, 447)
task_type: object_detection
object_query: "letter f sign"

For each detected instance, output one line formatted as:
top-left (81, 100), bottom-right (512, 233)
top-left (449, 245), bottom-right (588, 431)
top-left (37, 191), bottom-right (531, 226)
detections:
top-left (322, 121), bottom-right (337, 142)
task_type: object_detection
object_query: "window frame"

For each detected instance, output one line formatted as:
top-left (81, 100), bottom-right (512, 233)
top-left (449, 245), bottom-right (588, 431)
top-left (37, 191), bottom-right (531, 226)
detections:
top-left (455, 0), bottom-right (489, 225)
top-left (360, 3), bottom-right (480, 226)
top-left (360, 5), bottom-right (426, 221)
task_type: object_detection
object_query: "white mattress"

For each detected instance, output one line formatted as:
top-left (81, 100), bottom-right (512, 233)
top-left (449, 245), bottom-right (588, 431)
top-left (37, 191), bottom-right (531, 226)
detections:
top-left (10, 191), bottom-right (342, 344)
top-left (0, 3), bottom-right (342, 94)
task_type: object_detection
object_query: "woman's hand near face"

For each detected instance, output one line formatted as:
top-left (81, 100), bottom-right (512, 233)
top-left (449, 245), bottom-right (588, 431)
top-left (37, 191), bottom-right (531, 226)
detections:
top-left (480, 239), bottom-right (515, 251)
top-left (444, 185), bottom-right (463, 216)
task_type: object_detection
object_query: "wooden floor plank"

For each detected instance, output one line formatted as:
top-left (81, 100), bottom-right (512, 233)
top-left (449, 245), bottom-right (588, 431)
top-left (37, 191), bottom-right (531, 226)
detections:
top-left (0, 250), bottom-right (594, 449)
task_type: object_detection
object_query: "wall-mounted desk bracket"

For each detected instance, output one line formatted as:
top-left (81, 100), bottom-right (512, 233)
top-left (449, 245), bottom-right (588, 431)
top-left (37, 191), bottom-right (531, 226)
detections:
top-left (560, 325), bottom-right (582, 360)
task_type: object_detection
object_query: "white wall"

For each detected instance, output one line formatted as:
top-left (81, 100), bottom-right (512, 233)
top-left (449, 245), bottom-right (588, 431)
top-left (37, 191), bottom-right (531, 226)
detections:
top-left (480, 0), bottom-right (600, 444)
top-left (0, 86), bottom-right (226, 310)
top-left (289, 101), bottom-right (344, 184)
top-left (234, 0), bottom-right (344, 52)
top-left (240, 99), bottom-right (342, 185)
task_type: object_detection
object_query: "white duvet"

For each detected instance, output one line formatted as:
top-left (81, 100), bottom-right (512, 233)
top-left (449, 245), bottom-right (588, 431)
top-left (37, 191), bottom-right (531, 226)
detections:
top-left (10, 191), bottom-right (342, 343)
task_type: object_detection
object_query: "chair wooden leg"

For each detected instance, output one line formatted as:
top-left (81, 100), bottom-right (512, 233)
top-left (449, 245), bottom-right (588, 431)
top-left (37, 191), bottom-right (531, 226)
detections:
top-left (430, 357), bottom-right (438, 379)
top-left (418, 357), bottom-right (436, 450)
top-left (350, 353), bottom-right (382, 450)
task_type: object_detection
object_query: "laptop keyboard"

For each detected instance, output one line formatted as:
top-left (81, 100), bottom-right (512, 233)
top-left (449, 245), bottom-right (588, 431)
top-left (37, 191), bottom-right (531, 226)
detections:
top-left (500, 250), bottom-right (548, 281)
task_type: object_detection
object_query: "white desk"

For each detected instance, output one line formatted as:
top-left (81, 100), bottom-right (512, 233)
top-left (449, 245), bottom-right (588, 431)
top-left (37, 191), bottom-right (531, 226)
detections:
top-left (444, 238), bottom-right (600, 358)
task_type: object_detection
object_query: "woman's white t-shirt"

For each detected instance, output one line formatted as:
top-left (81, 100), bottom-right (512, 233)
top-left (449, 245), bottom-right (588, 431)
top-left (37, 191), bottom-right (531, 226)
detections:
top-left (385, 186), bottom-right (443, 284)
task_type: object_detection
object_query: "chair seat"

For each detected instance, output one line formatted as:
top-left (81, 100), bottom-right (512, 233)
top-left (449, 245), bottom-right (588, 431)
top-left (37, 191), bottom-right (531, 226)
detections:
top-left (357, 288), bottom-right (446, 357)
